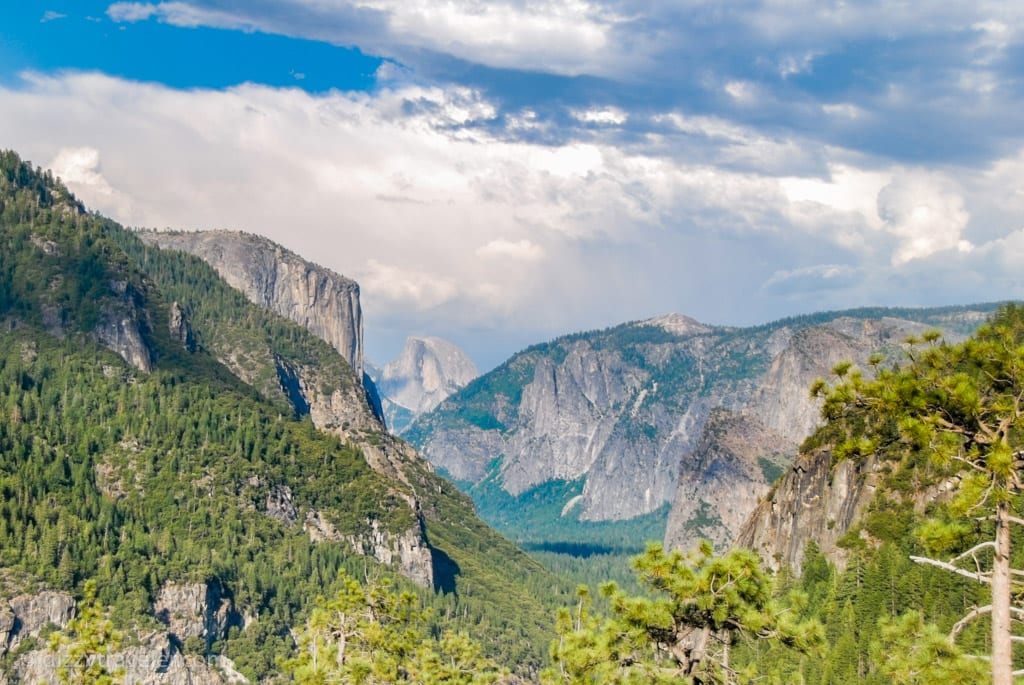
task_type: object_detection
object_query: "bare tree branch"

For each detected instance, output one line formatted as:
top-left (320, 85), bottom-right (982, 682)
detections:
top-left (910, 556), bottom-right (991, 584)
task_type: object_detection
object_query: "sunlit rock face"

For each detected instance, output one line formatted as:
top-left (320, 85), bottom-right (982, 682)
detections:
top-left (138, 229), bottom-right (363, 373)
top-left (408, 309), bottom-right (988, 551)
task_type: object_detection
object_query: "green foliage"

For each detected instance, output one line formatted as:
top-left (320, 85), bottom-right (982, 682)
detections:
top-left (464, 470), bottom-right (668, 555)
top-left (766, 302), bottom-right (1024, 683)
top-left (49, 580), bottom-right (124, 685)
top-left (543, 543), bottom-right (823, 684)
top-left (284, 571), bottom-right (504, 684)
top-left (871, 611), bottom-right (988, 684)
top-left (0, 151), bottom-right (564, 678)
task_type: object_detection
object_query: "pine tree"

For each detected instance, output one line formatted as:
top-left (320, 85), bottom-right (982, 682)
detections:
top-left (543, 542), bottom-right (823, 684)
top-left (815, 303), bottom-right (1024, 684)
top-left (49, 580), bottom-right (124, 685)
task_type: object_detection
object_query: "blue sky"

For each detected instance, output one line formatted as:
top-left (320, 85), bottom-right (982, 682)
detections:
top-left (1, 2), bottom-right (1024, 370)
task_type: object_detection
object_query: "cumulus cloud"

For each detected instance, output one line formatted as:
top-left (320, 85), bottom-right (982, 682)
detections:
top-left (41, 10), bottom-right (67, 22)
top-left (4, 71), bottom-right (1024, 366)
top-left (876, 173), bottom-right (973, 265)
top-left (476, 239), bottom-right (545, 261)
top-left (49, 147), bottom-right (136, 221)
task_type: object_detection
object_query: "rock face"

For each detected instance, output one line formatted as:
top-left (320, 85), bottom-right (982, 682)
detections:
top-left (93, 281), bottom-right (155, 372)
top-left (0, 591), bottom-right (75, 657)
top-left (373, 337), bottom-right (479, 434)
top-left (137, 230), bottom-right (363, 373)
top-left (407, 307), bottom-right (993, 551)
top-left (131, 231), bottom-right (435, 588)
top-left (304, 514), bottom-right (434, 588)
top-left (0, 586), bottom-right (246, 685)
top-left (733, 448), bottom-right (881, 574)
top-left (167, 301), bottom-right (197, 353)
top-left (664, 410), bottom-right (792, 552)
top-left (153, 582), bottom-right (239, 645)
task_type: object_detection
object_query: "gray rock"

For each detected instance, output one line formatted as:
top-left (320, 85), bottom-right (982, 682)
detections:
top-left (168, 301), bottom-right (197, 353)
top-left (265, 484), bottom-right (298, 526)
top-left (374, 337), bottom-right (478, 432)
top-left (91, 280), bottom-right (155, 372)
top-left (664, 410), bottom-right (792, 553)
top-left (1, 591), bottom-right (75, 656)
top-left (733, 448), bottom-right (881, 574)
top-left (304, 512), bottom-right (434, 588)
top-left (138, 230), bottom-right (363, 373)
top-left (410, 308), bottom-right (990, 551)
top-left (153, 582), bottom-right (237, 644)
top-left (7, 633), bottom-right (246, 685)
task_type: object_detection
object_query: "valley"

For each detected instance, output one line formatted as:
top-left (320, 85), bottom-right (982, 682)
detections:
top-left (1, 149), bottom-right (1021, 683)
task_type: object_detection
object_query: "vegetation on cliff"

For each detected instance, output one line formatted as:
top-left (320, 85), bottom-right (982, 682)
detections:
top-left (0, 150), bottom-right (558, 678)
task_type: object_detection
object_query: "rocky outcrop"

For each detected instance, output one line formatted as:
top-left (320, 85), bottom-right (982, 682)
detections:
top-left (0, 591), bottom-right (75, 657)
top-left (91, 280), bottom-right (156, 372)
top-left (304, 513), bottom-right (434, 588)
top-left (734, 449), bottom-right (882, 574)
top-left (409, 307), bottom-right (992, 551)
top-left (0, 585), bottom-right (247, 685)
top-left (138, 230), bottom-right (363, 373)
top-left (7, 633), bottom-right (245, 685)
top-left (664, 410), bottom-right (792, 552)
top-left (168, 301), bottom-right (197, 353)
top-left (373, 337), bottom-right (478, 433)
top-left (274, 355), bottom-right (381, 434)
top-left (153, 582), bottom-right (238, 645)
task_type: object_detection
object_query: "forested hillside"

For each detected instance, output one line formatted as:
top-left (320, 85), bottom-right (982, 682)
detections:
top-left (0, 151), bottom-right (560, 680)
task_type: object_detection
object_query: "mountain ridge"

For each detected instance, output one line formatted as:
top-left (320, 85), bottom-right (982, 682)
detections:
top-left (405, 303), bottom-right (1001, 552)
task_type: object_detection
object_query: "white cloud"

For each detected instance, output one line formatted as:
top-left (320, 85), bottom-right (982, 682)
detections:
top-left (41, 10), bottom-right (67, 22)
top-left (572, 107), bottom-right (628, 125)
top-left (761, 263), bottom-right (862, 296)
top-left (724, 80), bottom-right (758, 104)
top-left (476, 239), bottom-right (545, 261)
top-left (359, 259), bottom-right (459, 309)
top-left (107, 2), bottom-right (260, 31)
top-left (876, 173), bottom-right (973, 265)
top-left (821, 103), bottom-right (866, 120)
top-left (49, 147), bottom-right (136, 221)
top-left (106, 2), bottom-right (158, 22)
top-left (348, 0), bottom-right (620, 75)
top-left (4, 72), bottom-right (1024, 366)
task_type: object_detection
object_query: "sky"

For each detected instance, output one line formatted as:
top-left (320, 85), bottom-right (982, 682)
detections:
top-left (1, 2), bottom-right (1023, 371)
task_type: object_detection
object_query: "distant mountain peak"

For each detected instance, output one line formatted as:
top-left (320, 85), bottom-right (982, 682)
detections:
top-left (375, 336), bottom-right (479, 433)
top-left (639, 313), bottom-right (712, 336)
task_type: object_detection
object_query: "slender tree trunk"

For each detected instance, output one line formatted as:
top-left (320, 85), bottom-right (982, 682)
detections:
top-left (992, 500), bottom-right (1012, 685)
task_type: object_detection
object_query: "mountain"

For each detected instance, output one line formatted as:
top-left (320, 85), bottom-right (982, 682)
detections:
top-left (0, 151), bottom-right (558, 682)
top-left (136, 229), bottom-right (363, 374)
top-left (405, 308), bottom-right (996, 553)
top-left (726, 305), bottom-right (1024, 683)
top-left (369, 336), bottom-right (479, 434)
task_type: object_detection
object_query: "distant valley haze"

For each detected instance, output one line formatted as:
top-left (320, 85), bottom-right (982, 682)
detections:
top-left (2, 1), bottom-right (1023, 370)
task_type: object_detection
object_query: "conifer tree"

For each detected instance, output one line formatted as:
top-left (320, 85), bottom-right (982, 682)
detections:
top-left (49, 580), bottom-right (124, 685)
top-left (543, 542), bottom-right (822, 684)
top-left (284, 571), bottom-right (504, 684)
top-left (815, 303), bottom-right (1024, 684)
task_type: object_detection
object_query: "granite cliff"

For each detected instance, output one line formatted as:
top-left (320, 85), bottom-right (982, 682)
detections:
top-left (0, 582), bottom-right (247, 685)
top-left (370, 336), bottom-right (479, 434)
top-left (407, 307), bottom-right (995, 552)
top-left (137, 230), bottom-right (363, 373)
